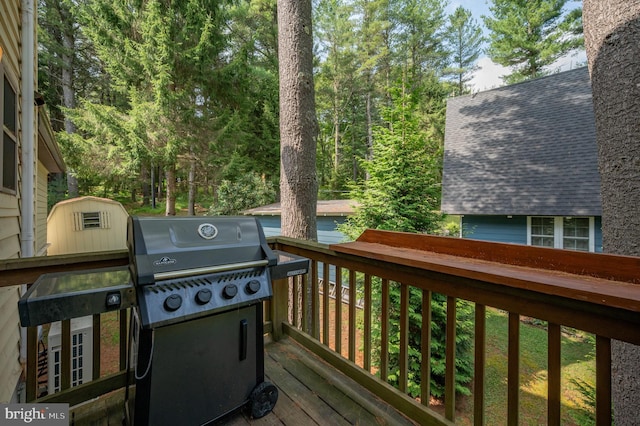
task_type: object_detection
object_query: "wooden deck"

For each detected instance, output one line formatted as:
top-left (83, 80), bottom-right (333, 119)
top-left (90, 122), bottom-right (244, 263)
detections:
top-left (70, 337), bottom-right (418, 426)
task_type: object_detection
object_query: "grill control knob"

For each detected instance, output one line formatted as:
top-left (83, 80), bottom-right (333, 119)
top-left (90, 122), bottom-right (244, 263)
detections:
top-left (246, 280), bottom-right (261, 294)
top-left (164, 294), bottom-right (182, 312)
top-left (195, 289), bottom-right (212, 305)
top-left (223, 284), bottom-right (238, 299)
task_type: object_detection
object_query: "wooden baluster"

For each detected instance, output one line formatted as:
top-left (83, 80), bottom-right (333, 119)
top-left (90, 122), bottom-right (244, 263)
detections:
top-left (311, 260), bottom-right (320, 339)
top-left (92, 314), bottom-right (101, 380)
top-left (26, 325), bottom-right (38, 401)
top-left (348, 270), bottom-right (356, 363)
top-left (596, 335), bottom-right (612, 425)
top-left (120, 310), bottom-right (128, 371)
top-left (271, 277), bottom-right (289, 341)
top-left (335, 266), bottom-right (342, 355)
top-left (292, 274), bottom-right (299, 327)
top-left (445, 296), bottom-right (457, 421)
top-left (301, 273), bottom-right (310, 334)
top-left (61, 319), bottom-right (71, 391)
top-left (322, 262), bottom-right (330, 346)
top-left (363, 274), bottom-right (372, 372)
top-left (474, 303), bottom-right (486, 426)
top-left (508, 313), bottom-right (520, 426)
top-left (399, 282), bottom-right (409, 393)
top-left (421, 290), bottom-right (432, 407)
top-left (547, 322), bottom-right (561, 426)
top-left (380, 278), bottom-right (390, 382)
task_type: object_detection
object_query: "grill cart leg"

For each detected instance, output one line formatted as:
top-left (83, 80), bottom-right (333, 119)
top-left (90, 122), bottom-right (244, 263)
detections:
top-left (248, 381), bottom-right (278, 419)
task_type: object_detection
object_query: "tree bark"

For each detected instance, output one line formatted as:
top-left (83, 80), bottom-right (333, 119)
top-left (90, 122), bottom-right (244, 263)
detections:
top-left (188, 147), bottom-right (196, 216)
top-left (165, 164), bottom-right (176, 216)
top-left (59, 1), bottom-right (79, 197)
top-left (583, 2), bottom-right (640, 424)
top-left (277, 0), bottom-right (318, 240)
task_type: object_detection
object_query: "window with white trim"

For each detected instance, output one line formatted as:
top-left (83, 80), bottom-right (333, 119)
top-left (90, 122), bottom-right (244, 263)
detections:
top-left (528, 216), bottom-right (595, 252)
top-left (1, 67), bottom-right (18, 193)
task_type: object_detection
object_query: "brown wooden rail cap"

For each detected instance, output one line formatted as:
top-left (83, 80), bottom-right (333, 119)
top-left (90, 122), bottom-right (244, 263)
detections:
top-left (330, 229), bottom-right (640, 313)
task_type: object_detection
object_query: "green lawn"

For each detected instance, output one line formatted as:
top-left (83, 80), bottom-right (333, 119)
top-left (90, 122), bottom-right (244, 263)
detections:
top-left (479, 308), bottom-right (595, 426)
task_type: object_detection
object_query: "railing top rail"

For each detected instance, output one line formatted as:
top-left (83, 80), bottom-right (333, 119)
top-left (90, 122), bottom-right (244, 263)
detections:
top-left (349, 229), bottom-right (640, 283)
top-left (329, 230), bottom-right (640, 314)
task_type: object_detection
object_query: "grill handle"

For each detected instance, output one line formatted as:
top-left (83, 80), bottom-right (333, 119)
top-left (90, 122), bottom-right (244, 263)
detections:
top-left (240, 319), bottom-right (248, 361)
top-left (153, 260), bottom-right (269, 281)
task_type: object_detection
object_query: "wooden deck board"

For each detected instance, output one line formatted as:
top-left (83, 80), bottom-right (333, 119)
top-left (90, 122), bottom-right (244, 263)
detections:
top-left (69, 337), bottom-right (416, 425)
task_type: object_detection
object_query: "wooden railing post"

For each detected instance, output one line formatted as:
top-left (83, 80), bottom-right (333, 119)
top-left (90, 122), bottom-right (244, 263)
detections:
top-left (25, 325), bottom-right (38, 402)
top-left (271, 277), bottom-right (289, 341)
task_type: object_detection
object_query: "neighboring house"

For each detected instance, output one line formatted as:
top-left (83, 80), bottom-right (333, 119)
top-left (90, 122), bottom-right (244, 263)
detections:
top-left (441, 67), bottom-right (602, 252)
top-left (1, 1), bottom-right (66, 402)
top-left (47, 196), bottom-right (128, 255)
top-left (243, 200), bottom-right (357, 244)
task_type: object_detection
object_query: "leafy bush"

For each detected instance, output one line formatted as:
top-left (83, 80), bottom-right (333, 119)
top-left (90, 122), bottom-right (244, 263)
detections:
top-left (208, 172), bottom-right (276, 215)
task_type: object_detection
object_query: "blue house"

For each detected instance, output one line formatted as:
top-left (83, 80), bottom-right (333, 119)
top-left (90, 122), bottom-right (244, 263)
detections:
top-left (441, 67), bottom-right (602, 252)
top-left (243, 199), bottom-right (356, 244)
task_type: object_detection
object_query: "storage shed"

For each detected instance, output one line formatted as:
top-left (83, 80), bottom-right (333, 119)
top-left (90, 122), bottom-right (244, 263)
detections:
top-left (46, 196), bottom-right (128, 255)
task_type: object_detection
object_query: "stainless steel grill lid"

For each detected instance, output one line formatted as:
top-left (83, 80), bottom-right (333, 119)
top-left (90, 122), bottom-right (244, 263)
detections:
top-left (128, 216), bottom-right (277, 286)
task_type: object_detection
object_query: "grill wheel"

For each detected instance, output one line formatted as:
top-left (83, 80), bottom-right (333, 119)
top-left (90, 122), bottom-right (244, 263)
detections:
top-left (248, 381), bottom-right (279, 419)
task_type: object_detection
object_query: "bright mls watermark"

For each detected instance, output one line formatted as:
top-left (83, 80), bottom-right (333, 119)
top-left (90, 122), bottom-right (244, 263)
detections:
top-left (0, 404), bottom-right (68, 425)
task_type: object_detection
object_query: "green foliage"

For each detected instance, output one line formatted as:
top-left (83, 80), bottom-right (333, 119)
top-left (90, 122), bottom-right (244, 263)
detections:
top-left (208, 172), bottom-right (276, 215)
top-left (443, 7), bottom-right (485, 96)
top-left (369, 281), bottom-right (474, 398)
top-left (338, 80), bottom-right (444, 239)
top-left (483, 0), bottom-right (584, 84)
top-left (339, 79), bottom-right (473, 398)
top-left (47, 174), bottom-right (68, 213)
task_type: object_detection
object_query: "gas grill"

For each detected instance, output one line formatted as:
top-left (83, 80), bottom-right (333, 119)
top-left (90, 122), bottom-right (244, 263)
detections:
top-left (18, 215), bottom-right (310, 425)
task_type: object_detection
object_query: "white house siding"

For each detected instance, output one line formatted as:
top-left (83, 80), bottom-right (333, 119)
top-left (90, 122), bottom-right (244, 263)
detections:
top-left (35, 162), bottom-right (48, 254)
top-left (0, 194), bottom-right (20, 259)
top-left (0, 286), bottom-right (21, 402)
top-left (2, 0), bottom-right (39, 403)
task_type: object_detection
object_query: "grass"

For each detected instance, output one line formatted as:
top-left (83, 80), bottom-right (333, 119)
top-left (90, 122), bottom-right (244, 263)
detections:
top-left (317, 299), bottom-right (596, 425)
top-left (482, 308), bottom-right (595, 426)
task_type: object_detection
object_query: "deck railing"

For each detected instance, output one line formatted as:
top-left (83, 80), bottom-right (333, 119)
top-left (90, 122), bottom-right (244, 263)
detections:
top-left (4, 231), bottom-right (640, 425)
top-left (270, 231), bottom-right (640, 426)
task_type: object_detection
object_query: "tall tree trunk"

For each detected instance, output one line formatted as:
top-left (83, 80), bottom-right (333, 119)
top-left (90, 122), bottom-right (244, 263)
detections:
top-left (165, 165), bottom-right (177, 216)
top-left (141, 163), bottom-right (150, 206)
top-left (188, 147), bottom-right (196, 216)
top-left (583, 2), bottom-right (640, 424)
top-left (277, 0), bottom-right (318, 241)
top-left (59, 2), bottom-right (78, 197)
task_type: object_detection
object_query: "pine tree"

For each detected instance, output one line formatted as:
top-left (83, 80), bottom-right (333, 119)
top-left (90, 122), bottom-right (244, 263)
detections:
top-left (483, 0), bottom-right (584, 84)
top-left (338, 79), bottom-right (473, 398)
top-left (278, 0), bottom-right (319, 240)
top-left (444, 7), bottom-right (484, 96)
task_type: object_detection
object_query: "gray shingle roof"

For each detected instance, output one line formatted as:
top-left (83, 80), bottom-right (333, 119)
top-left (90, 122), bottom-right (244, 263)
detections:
top-left (441, 67), bottom-right (601, 216)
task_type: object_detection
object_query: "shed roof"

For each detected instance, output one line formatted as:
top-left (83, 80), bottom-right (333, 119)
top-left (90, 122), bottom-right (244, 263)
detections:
top-left (441, 67), bottom-right (601, 216)
top-left (48, 196), bottom-right (128, 218)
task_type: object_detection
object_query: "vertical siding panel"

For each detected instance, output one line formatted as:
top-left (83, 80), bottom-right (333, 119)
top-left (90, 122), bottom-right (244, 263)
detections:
top-left (35, 162), bottom-right (48, 254)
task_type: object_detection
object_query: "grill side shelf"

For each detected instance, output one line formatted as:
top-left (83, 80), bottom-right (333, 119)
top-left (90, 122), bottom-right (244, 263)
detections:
top-left (18, 266), bottom-right (135, 327)
top-left (270, 251), bottom-right (311, 280)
